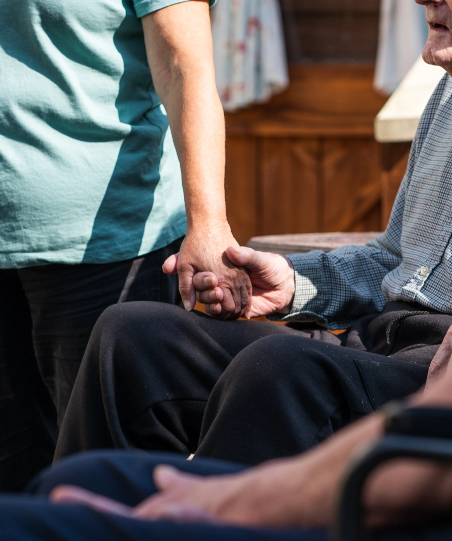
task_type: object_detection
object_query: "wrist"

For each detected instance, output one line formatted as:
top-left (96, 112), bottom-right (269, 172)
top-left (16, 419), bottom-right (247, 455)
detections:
top-left (186, 216), bottom-right (230, 235)
top-left (276, 257), bottom-right (295, 315)
top-left (228, 458), bottom-right (310, 528)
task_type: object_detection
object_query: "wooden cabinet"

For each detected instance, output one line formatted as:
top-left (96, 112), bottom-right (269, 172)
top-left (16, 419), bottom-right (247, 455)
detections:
top-left (224, 64), bottom-right (388, 245)
top-left (222, 1), bottom-right (396, 245)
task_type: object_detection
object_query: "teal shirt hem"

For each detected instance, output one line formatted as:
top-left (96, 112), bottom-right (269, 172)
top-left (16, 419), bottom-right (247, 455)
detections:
top-left (0, 219), bottom-right (187, 269)
top-left (134, 0), bottom-right (216, 18)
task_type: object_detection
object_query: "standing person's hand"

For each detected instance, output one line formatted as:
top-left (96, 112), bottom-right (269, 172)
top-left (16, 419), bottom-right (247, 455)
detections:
top-left (163, 224), bottom-right (251, 319)
top-left (143, 1), bottom-right (251, 319)
top-left (192, 246), bottom-right (295, 319)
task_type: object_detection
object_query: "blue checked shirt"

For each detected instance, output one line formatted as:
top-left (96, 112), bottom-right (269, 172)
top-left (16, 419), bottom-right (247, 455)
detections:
top-left (273, 73), bottom-right (452, 330)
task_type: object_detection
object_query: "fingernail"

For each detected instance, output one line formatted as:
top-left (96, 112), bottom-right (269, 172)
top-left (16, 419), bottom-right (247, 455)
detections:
top-left (204, 277), bottom-right (213, 288)
top-left (183, 301), bottom-right (192, 311)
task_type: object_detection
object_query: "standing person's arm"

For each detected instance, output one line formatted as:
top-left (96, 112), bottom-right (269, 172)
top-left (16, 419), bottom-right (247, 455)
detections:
top-left (141, 0), bottom-right (250, 319)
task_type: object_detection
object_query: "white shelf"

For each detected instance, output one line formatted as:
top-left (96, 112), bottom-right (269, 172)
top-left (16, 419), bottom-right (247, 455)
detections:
top-left (375, 57), bottom-right (445, 143)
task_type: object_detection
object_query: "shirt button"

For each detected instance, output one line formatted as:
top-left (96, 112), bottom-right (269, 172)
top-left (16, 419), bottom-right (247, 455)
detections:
top-left (419, 266), bottom-right (430, 276)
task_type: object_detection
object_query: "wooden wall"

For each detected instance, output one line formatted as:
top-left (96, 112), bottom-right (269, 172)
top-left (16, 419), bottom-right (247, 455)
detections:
top-left (280, 0), bottom-right (381, 63)
top-left (223, 0), bottom-right (395, 246)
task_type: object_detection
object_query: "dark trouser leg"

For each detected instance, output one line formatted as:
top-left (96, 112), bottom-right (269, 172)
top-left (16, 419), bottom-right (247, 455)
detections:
top-left (54, 304), bottom-right (304, 461)
top-left (0, 270), bottom-right (57, 492)
top-left (0, 451), bottom-right (448, 541)
top-left (196, 336), bottom-right (428, 465)
top-left (0, 241), bottom-right (181, 492)
top-left (19, 238), bottom-right (183, 428)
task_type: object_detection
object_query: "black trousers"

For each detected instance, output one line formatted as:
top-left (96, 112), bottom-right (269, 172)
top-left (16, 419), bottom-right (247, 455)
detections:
top-left (0, 238), bottom-right (182, 492)
top-left (0, 450), bottom-right (443, 541)
top-left (55, 303), bottom-right (428, 466)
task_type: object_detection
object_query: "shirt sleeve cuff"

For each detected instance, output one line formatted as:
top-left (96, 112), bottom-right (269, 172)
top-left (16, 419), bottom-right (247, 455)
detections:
top-left (134, 0), bottom-right (217, 18)
top-left (266, 251), bottom-right (327, 324)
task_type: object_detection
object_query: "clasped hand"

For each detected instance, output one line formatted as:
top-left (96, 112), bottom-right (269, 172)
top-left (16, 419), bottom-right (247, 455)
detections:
top-left (191, 246), bottom-right (295, 319)
top-left (163, 227), bottom-right (253, 320)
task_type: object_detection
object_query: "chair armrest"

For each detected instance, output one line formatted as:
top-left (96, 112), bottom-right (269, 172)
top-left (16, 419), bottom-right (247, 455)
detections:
top-left (334, 434), bottom-right (452, 541)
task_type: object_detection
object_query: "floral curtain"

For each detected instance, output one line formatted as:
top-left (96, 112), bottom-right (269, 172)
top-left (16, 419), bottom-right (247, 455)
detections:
top-left (211, 0), bottom-right (289, 112)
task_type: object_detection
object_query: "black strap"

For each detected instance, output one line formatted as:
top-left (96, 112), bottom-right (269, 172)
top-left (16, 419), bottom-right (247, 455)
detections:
top-left (385, 406), bottom-right (452, 440)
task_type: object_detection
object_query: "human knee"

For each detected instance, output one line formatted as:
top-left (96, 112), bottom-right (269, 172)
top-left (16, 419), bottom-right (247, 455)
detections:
top-left (218, 335), bottom-right (331, 394)
top-left (29, 451), bottom-right (113, 496)
top-left (96, 302), bottom-right (152, 336)
top-left (220, 335), bottom-right (295, 388)
top-left (94, 301), bottom-right (182, 345)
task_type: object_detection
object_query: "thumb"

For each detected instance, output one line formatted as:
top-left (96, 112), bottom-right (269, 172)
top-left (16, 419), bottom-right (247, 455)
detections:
top-left (162, 253), bottom-right (179, 275)
top-left (226, 246), bottom-right (267, 273)
top-left (51, 486), bottom-right (132, 517)
top-left (178, 263), bottom-right (196, 312)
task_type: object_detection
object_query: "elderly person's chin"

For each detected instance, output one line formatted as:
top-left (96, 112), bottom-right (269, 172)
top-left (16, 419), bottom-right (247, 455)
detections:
top-left (422, 29), bottom-right (452, 74)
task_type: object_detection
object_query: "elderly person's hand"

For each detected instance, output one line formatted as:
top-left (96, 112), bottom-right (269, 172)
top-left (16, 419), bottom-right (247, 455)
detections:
top-left (163, 229), bottom-right (251, 320)
top-left (424, 324), bottom-right (452, 392)
top-left (191, 246), bottom-right (295, 319)
top-left (50, 457), bottom-right (315, 528)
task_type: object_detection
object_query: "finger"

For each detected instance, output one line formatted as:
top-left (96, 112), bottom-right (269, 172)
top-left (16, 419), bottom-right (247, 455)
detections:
top-left (193, 273), bottom-right (219, 291)
top-left (204, 303), bottom-right (223, 317)
top-left (162, 254), bottom-right (179, 275)
top-left (225, 246), bottom-right (264, 272)
top-left (135, 503), bottom-right (219, 524)
top-left (177, 265), bottom-right (196, 311)
top-left (219, 288), bottom-right (239, 320)
top-left (50, 486), bottom-right (133, 517)
top-left (240, 280), bottom-right (252, 317)
top-left (196, 288), bottom-right (224, 304)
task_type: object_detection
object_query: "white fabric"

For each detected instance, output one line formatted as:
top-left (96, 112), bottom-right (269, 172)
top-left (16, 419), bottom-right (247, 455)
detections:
top-left (375, 0), bottom-right (429, 95)
top-left (211, 0), bottom-right (289, 112)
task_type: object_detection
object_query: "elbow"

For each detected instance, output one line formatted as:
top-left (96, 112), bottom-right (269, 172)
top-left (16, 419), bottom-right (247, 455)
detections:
top-left (152, 62), bottom-right (180, 105)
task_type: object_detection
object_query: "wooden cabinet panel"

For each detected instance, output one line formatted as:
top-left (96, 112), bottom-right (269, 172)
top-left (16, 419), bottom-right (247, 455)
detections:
top-left (225, 138), bottom-right (258, 245)
top-left (280, 0), bottom-right (380, 64)
top-left (260, 139), bottom-right (320, 235)
top-left (322, 139), bottom-right (381, 232)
